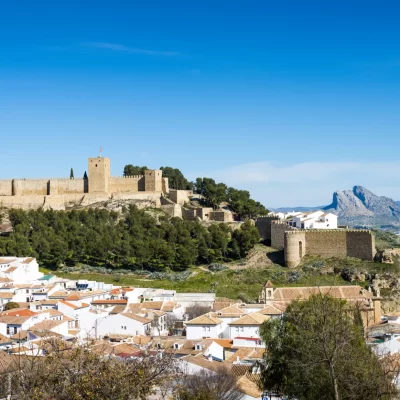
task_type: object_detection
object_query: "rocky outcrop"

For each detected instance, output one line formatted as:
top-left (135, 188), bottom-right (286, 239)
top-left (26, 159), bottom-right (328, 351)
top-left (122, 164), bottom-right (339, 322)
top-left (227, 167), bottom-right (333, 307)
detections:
top-left (323, 186), bottom-right (400, 226)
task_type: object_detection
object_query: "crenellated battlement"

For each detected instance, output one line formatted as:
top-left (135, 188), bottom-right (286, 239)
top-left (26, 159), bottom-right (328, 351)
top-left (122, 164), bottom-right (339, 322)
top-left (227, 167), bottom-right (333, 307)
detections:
top-left (0, 156), bottom-right (168, 203)
top-left (110, 175), bottom-right (144, 180)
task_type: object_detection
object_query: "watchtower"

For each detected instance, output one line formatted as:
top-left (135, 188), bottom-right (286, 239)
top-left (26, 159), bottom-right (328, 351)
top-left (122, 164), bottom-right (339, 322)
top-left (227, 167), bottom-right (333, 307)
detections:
top-left (145, 170), bottom-right (163, 192)
top-left (88, 157), bottom-right (110, 193)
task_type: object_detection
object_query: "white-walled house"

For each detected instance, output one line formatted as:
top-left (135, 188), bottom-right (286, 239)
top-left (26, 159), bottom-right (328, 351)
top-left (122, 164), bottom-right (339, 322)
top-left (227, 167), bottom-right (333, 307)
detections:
top-left (228, 313), bottom-right (270, 340)
top-left (287, 210), bottom-right (338, 229)
top-left (211, 305), bottom-right (245, 338)
top-left (0, 257), bottom-right (44, 283)
top-left (185, 315), bottom-right (224, 340)
top-left (95, 313), bottom-right (152, 338)
top-left (58, 300), bottom-right (90, 319)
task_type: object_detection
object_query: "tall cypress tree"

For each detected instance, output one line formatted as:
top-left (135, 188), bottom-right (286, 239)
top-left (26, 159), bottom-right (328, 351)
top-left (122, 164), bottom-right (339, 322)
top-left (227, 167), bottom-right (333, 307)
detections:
top-left (70, 168), bottom-right (74, 180)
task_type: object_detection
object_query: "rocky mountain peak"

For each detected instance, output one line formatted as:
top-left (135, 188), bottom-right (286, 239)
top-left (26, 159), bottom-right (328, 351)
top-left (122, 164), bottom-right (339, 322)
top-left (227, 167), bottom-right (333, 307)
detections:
top-left (324, 186), bottom-right (400, 222)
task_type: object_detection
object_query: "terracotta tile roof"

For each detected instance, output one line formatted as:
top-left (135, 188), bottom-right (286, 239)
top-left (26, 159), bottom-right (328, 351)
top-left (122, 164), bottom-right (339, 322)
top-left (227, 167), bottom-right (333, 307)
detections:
top-left (212, 339), bottom-right (234, 348)
top-left (59, 300), bottom-right (90, 310)
top-left (48, 291), bottom-right (69, 299)
top-left (0, 258), bottom-right (16, 264)
top-left (272, 285), bottom-right (371, 302)
top-left (140, 301), bottom-right (163, 310)
top-left (109, 287), bottom-right (134, 295)
top-left (68, 329), bottom-right (80, 336)
top-left (161, 301), bottom-right (179, 312)
top-left (92, 299), bottom-right (128, 304)
top-left (120, 313), bottom-right (152, 324)
top-left (4, 267), bottom-right (17, 273)
top-left (226, 348), bottom-right (255, 362)
top-left (110, 305), bottom-right (127, 314)
top-left (1, 309), bottom-right (36, 317)
top-left (0, 333), bottom-right (12, 344)
top-left (211, 301), bottom-right (232, 312)
top-left (0, 278), bottom-right (12, 283)
top-left (228, 313), bottom-right (270, 326)
top-left (259, 304), bottom-right (284, 315)
top-left (264, 280), bottom-right (274, 288)
top-left (0, 315), bottom-right (32, 324)
top-left (237, 372), bottom-right (262, 398)
top-left (160, 339), bottom-right (214, 355)
top-left (10, 330), bottom-right (28, 340)
top-left (185, 315), bottom-right (222, 326)
top-left (29, 319), bottom-right (66, 332)
top-left (59, 300), bottom-right (80, 309)
top-left (183, 355), bottom-right (231, 372)
top-left (0, 292), bottom-right (14, 299)
top-left (23, 257), bottom-right (35, 264)
top-left (131, 336), bottom-right (153, 346)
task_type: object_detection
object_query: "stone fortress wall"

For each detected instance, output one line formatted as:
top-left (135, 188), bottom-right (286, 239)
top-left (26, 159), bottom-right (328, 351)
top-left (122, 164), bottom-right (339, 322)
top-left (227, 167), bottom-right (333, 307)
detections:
top-left (0, 157), bottom-right (167, 210)
top-left (256, 216), bottom-right (375, 268)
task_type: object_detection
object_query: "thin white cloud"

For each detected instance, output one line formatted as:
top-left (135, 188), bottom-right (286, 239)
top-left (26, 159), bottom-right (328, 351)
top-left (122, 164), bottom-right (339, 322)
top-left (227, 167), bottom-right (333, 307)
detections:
top-left (82, 42), bottom-right (179, 56)
top-left (190, 161), bottom-right (400, 208)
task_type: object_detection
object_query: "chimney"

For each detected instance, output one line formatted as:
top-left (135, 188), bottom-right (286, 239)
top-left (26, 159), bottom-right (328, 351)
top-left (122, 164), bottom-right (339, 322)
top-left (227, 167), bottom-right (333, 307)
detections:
top-left (236, 356), bottom-right (240, 362)
top-left (208, 354), bottom-right (213, 362)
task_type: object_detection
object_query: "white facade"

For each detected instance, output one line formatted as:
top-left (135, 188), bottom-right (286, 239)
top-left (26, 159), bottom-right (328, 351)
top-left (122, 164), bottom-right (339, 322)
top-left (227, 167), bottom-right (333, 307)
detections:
top-left (229, 325), bottom-right (261, 339)
top-left (0, 257), bottom-right (44, 283)
top-left (287, 210), bottom-right (338, 229)
top-left (186, 323), bottom-right (223, 340)
top-left (95, 313), bottom-right (152, 338)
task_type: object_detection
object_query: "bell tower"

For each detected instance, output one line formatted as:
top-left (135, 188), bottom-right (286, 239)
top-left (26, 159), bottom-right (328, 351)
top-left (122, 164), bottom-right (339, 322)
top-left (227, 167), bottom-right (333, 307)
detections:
top-left (88, 157), bottom-right (110, 193)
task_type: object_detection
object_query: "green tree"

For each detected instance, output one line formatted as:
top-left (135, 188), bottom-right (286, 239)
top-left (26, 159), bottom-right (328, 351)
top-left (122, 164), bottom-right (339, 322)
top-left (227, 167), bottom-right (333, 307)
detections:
top-left (70, 168), bottom-right (74, 180)
top-left (160, 166), bottom-right (192, 190)
top-left (259, 294), bottom-right (397, 400)
top-left (231, 220), bottom-right (260, 257)
top-left (123, 165), bottom-right (148, 177)
top-left (4, 302), bottom-right (20, 311)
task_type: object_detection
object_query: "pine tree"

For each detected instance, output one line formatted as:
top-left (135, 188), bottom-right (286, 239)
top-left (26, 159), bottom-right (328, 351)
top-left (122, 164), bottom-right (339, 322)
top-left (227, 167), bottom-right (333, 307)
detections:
top-left (70, 168), bottom-right (74, 180)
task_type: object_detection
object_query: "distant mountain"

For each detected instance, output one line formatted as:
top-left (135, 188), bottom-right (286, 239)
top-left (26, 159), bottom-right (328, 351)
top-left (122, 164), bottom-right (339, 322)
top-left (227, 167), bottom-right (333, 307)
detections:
top-left (323, 186), bottom-right (400, 227)
top-left (273, 186), bottom-right (400, 228)
top-left (271, 206), bottom-right (323, 213)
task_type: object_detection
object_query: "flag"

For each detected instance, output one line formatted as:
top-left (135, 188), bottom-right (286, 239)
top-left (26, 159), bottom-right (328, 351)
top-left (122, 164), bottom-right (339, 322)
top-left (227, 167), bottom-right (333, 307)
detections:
top-left (100, 146), bottom-right (102, 154)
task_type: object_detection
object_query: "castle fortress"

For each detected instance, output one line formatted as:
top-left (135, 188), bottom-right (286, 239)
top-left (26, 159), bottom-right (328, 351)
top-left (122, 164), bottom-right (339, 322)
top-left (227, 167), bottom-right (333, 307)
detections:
top-left (256, 216), bottom-right (375, 268)
top-left (0, 157), bottom-right (170, 210)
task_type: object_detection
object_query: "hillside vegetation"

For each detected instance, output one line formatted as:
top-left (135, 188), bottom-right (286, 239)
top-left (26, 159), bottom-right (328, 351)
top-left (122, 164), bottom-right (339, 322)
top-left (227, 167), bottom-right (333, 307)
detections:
top-left (0, 206), bottom-right (259, 270)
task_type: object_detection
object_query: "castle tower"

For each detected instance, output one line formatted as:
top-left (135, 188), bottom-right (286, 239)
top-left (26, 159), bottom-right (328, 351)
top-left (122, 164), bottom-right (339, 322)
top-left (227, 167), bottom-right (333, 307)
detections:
top-left (145, 170), bottom-right (163, 192)
top-left (88, 157), bottom-right (110, 193)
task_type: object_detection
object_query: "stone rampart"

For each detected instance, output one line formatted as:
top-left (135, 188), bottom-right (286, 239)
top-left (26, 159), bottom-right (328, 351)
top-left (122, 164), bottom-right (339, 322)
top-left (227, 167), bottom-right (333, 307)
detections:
top-left (169, 189), bottom-right (192, 206)
top-left (271, 221), bottom-right (297, 250)
top-left (347, 230), bottom-right (376, 261)
top-left (284, 229), bottom-right (375, 268)
top-left (305, 230), bottom-right (347, 258)
top-left (0, 180), bottom-right (12, 196)
top-left (51, 178), bottom-right (87, 195)
top-left (109, 176), bottom-right (144, 193)
top-left (12, 179), bottom-right (49, 196)
top-left (255, 216), bottom-right (280, 242)
top-left (210, 211), bottom-right (234, 222)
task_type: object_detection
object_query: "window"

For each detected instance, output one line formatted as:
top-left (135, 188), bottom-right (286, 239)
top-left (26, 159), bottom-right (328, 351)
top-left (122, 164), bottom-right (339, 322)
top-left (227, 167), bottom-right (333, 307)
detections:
top-left (203, 326), bottom-right (206, 331)
top-left (240, 327), bottom-right (244, 332)
top-left (207, 327), bottom-right (210, 331)
top-left (236, 327), bottom-right (239, 332)
top-left (121, 326), bottom-right (127, 330)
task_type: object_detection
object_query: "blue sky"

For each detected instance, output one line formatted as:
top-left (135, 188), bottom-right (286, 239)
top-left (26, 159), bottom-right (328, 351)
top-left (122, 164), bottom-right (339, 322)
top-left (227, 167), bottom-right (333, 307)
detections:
top-left (1, 1), bottom-right (400, 207)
